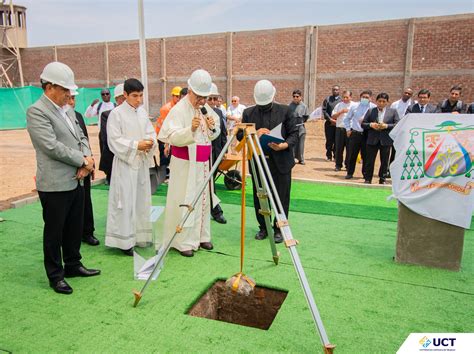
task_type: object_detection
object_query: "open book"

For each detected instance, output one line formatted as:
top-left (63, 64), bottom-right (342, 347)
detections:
top-left (259, 123), bottom-right (285, 153)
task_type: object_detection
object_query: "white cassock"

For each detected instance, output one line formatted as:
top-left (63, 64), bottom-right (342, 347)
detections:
top-left (158, 98), bottom-right (220, 252)
top-left (105, 103), bottom-right (157, 250)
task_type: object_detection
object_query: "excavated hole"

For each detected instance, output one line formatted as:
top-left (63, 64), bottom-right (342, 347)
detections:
top-left (187, 280), bottom-right (288, 330)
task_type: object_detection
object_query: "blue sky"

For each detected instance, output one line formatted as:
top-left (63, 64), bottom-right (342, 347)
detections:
top-left (19, 0), bottom-right (474, 47)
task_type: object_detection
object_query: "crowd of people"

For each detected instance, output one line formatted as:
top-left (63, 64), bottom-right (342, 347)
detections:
top-left (26, 60), bottom-right (472, 295)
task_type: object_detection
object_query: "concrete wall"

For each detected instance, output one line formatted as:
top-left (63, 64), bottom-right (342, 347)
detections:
top-left (18, 14), bottom-right (474, 116)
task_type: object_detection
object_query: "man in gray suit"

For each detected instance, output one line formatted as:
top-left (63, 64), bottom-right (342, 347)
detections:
top-left (27, 62), bottom-right (100, 295)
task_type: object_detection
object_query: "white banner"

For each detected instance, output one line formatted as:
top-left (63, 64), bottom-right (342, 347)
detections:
top-left (390, 114), bottom-right (474, 229)
top-left (397, 333), bottom-right (474, 353)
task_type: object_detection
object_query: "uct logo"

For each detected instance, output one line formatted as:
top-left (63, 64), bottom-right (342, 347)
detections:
top-left (419, 336), bottom-right (456, 348)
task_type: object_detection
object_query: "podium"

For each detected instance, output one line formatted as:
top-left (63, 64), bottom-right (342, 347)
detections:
top-left (395, 202), bottom-right (465, 271)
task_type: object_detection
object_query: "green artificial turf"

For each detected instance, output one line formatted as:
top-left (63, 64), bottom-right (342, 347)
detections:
top-left (0, 181), bottom-right (472, 353)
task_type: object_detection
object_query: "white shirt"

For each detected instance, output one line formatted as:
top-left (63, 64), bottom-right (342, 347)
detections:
top-left (332, 101), bottom-right (357, 128)
top-left (85, 101), bottom-right (116, 130)
top-left (377, 108), bottom-right (386, 123)
top-left (226, 103), bottom-right (246, 129)
top-left (44, 95), bottom-right (75, 134)
top-left (391, 98), bottom-right (414, 119)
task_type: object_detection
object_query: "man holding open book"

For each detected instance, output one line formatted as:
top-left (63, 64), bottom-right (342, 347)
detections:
top-left (241, 80), bottom-right (298, 243)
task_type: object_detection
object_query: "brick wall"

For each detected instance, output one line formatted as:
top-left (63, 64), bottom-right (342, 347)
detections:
top-left (17, 14), bottom-right (474, 115)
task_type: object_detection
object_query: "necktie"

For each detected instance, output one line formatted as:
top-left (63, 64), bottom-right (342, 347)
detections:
top-left (420, 105), bottom-right (424, 113)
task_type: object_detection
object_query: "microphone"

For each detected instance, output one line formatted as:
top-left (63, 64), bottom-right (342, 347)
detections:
top-left (200, 106), bottom-right (216, 133)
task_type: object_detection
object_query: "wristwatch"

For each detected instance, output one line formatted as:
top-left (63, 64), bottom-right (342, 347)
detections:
top-left (83, 158), bottom-right (89, 167)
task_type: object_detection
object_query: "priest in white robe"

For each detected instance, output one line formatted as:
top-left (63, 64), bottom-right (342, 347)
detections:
top-left (105, 78), bottom-right (157, 255)
top-left (158, 70), bottom-right (220, 257)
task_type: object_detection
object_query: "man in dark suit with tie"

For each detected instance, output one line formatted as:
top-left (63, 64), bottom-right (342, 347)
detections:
top-left (27, 62), bottom-right (101, 295)
top-left (240, 80), bottom-right (298, 243)
top-left (68, 91), bottom-right (100, 246)
top-left (362, 92), bottom-right (400, 184)
top-left (405, 89), bottom-right (440, 114)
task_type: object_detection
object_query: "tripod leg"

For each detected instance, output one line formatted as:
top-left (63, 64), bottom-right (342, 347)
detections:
top-left (133, 132), bottom-right (237, 307)
top-left (247, 134), bottom-right (334, 350)
top-left (249, 153), bottom-right (280, 265)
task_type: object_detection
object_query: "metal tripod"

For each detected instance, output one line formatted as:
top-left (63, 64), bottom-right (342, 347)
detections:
top-left (132, 123), bottom-right (335, 353)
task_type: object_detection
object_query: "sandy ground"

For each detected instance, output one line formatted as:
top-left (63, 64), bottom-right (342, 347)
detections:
top-left (0, 121), bottom-right (384, 209)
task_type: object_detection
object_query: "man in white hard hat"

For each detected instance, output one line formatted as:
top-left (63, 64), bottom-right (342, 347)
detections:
top-left (27, 61), bottom-right (101, 295)
top-left (240, 80), bottom-right (298, 243)
top-left (99, 83), bottom-right (125, 184)
top-left (207, 83), bottom-right (227, 224)
top-left (66, 90), bottom-right (100, 247)
top-left (105, 78), bottom-right (157, 256)
top-left (159, 69), bottom-right (220, 257)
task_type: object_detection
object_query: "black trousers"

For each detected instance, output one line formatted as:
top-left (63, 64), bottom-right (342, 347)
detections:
top-left (365, 143), bottom-right (391, 182)
top-left (38, 185), bottom-right (84, 283)
top-left (294, 127), bottom-right (306, 163)
top-left (334, 127), bottom-right (349, 169)
top-left (83, 176), bottom-right (95, 236)
top-left (250, 158), bottom-right (291, 232)
top-left (324, 121), bottom-right (336, 160)
top-left (346, 131), bottom-right (367, 178)
top-left (387, 146), bottom-right (396, 176)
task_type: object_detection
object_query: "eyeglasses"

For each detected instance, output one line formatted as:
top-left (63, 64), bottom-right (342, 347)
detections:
top-left (101, 92), bottom-right (110, 96)
top-left (196, 95), bottom-right (208, 100)
top-left (231, 100), bottom-right (237, 103)
top-left (208, 97), bottom-right (218, 101)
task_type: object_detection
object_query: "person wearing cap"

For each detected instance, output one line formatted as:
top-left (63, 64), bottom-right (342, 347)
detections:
top-left (66, 90), bottom-right (100, 246)
top-left (155, 86), bottom-right (182, 178)
top-left (99, 83), bottom-right (125, 184)
top-left (26, 61), bottom-right (101, 295)
top-left (104, 78), bottom-right (157, 256)
top-left (159, 69), bottom-right (220, 257)
top-left (207, 83), bottom-right (227, 224)
top-left (240, 80), bottom-right (298, 244)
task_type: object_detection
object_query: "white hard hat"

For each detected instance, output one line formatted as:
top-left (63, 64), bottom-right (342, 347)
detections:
top-left (114, 83), bottom-right (124, 98)
top-left (209, 83), bottom-right (219, 96)
top-left (254, 80), bottom-right (276, 105)
top-left (187, 69), bottom-right (212, 97)
top-left (40, 61), bottom-right (78, 91)
top-left (70, 89), bottom-right (79, 96)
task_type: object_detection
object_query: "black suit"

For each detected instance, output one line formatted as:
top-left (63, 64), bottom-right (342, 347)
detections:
top-left (75, 111), bottom-right (95, 238)
top-left (99, 110), bottom-right (114, 183)
top-left (405, 103), bottom-right (439, 114)
top-left (362, 107), bottom-right (400, 182)
top-left (241, 103), bottom-right (298, 232)
top-left (211, 107), bottom-right (228, 219)
top-left (322, 95), bottom-right (341, 160)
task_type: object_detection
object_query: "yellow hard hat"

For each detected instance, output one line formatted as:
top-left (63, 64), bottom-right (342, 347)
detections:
top-left (171, 86), bottom-right (182, 96)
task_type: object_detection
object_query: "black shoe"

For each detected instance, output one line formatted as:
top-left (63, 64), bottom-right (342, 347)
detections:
top-left (180, 250), bottom-right (194, 257)
top-left (273, 231), bottom-right (283, 244)
top-left (200, 242), bottom-right (214, 250)
top-left (121, 248), bottom-right (134, 256)
top-left (49, 279), bottom-right (73, 295)
top-left (255, 229), bottom-right (267, 240)
top-left (65, 266), bottom-right (101, 278)
top-left (82, 235), bottom-right (100, 246)
top-left (212, 214), bottom-right (227, 224)
top-left (299, 161), bottom-right (306, 165)
top-left (345, 174), bottom-right (353, 179)
top-left (379, 179), bottom-right (386, 185)
top-left (364, 180), bottom-right (372, 184)
top-left (335, 167), bottom-right (341, 172)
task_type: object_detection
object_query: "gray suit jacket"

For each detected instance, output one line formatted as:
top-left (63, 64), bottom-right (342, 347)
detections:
top-left (27, 95), bottom-right (91, 192)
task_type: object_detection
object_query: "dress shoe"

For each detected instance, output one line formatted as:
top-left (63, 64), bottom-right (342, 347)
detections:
top-left (299, 161), bottom-right (306, 165)
top-left (82, 235), bottom-right (100, 246)
top-left (49, 279), bottom-right (73, 295)
top-left (122, 248), bottom-right (134, 256)
top-left (335, 167), bottom-right (341, 172)
top-left (273, 231), bottom-right (283, 244)
top-left (364, 180), bottom-right (372, 184)
top-left (345, 174), bottom-right (353, 179)
top-left (255, 229), bottom-right (268, 240)
top-left (65, 266), bottom-right (101, 278)
top-left (379, 179), bottom-right (386, 185)
top-left (200, 242), bottom-right (214, 250)
top-left (180, 250), bottom-right (194, 257)
top-left (212, 214), bottom-right (227, 224)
